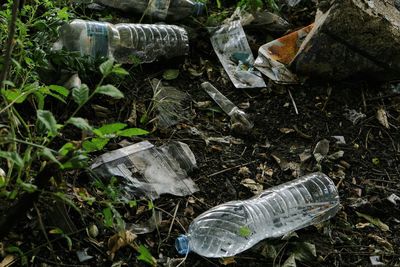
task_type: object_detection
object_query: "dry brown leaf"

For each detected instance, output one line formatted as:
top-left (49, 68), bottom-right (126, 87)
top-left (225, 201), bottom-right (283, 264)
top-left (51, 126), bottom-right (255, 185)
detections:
top-left (0, 255), bottom-right (15, 267)
top-left (368, 234), bottom-right (394, 252)
top-left (238, 166), bottom-right (251, 177)
top-left (279, 128), bottom-right (295, 134)
top-left (107, 230), bottom-right (137, 260)
top-left (240, 178), bottom-right (263, 194)
top-left (219, 257), bottom-right (236, 265)
top-left (376, 108), bottom-right (389, 129)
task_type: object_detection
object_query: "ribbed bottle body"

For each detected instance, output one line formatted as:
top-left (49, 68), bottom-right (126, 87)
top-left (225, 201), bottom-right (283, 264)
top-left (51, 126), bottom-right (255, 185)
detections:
top-left (186, 172), bottom-right (339, 258)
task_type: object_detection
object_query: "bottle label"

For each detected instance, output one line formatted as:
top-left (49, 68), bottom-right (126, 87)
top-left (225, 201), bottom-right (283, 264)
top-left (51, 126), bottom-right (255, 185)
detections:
top-left (86, 22), bottom-right (109, 57)
top-left (148, 0), bottom-right (171, 20)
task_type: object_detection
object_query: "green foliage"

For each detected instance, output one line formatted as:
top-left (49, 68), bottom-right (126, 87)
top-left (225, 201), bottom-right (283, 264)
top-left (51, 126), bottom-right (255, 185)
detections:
top-left (137, 245), bottom-right (157, 266)
top-left (49, 228), bottom-right (73, 251)
top-left (238, 0), bottom-right (263, 11)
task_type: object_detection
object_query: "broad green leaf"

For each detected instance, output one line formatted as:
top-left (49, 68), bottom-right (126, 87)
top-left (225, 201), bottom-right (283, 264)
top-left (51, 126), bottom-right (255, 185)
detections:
top-left (2, 89), bottom-right (27, 103)
top-left (33, 91), bottom-right (45, 109)
top-left (58, 142), bottom-right (75, 156)
top-left (45, 91), bottom-right (67, 104)
top-left (37, 110), bottom-right (59, 136)
top-left (72, 84), bottom-right (89, 106)
top-left (128, 200), bottom-right (137, 208)
top-left (95, 84), bottom-right (124, 99)
top-left (103, 207), bottom-right (113, 228)
top-left (0, 151), bottom-right (24, 168)
top-left (61, 154), bottom-right (88, 170)
top-left (137, 245), bottom-right (156, 266)
top-left (112, 65), bottom-right (129, 76)
top-left (57, 7), bottom-right (69, 20)
top-left (99, 59), bottom-right (114, 76)
top-left (48, 85), bottom-right (69, 97)
top-left (116, 128), bottom-right (149, 137)
top-left (162, 69), bottom-right (179, 80)
top-left (83, 138), bottom-right (109, 152)
top-left (67, 117), bottom-right (93, 131)
top-left (239, 226), bottom-right (252, 237)
top-left (95, 123), bottom-right (127, 135)
top-left (282, 254), bottom-right (297, 267)
top-left (356, 211), bottom-right (389, 231)
top-left (41, 148), bottom-right (62, 167)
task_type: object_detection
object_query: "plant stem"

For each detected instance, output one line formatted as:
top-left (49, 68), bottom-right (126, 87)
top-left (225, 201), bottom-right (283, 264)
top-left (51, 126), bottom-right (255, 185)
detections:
top-left (0, 0), bottom-right (21, 87)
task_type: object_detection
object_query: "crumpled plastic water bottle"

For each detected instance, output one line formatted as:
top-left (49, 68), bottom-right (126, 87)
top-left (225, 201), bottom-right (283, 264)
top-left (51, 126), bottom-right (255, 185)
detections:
top-left (176, 172), bottom-right (340, 258)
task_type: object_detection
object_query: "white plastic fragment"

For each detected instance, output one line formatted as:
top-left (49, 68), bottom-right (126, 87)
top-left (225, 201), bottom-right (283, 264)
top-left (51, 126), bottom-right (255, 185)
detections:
top-left (91, 141), bottom-right (199, 199)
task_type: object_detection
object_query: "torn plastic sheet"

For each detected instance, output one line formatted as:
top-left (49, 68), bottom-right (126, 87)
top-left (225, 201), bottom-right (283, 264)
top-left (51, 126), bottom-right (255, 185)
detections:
top-left (91, 141), bottom-right (199, 200)
top-left (254, 24), bottom-right (314, 83)
top-left (225, 7), bottom-right (290, 32)
top-left (209, 20), bottom-right (266, 88)
top-left (150, 79), bottom-right (188, 129)
top-left (127, 210), bottom-right (162, 234)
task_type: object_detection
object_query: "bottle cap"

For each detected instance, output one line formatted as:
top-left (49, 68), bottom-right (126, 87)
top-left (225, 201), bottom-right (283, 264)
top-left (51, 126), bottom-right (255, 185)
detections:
top-left (175, 235), bottom-right (190, 255)
top-left (193, 2), bottom-right (205, 16)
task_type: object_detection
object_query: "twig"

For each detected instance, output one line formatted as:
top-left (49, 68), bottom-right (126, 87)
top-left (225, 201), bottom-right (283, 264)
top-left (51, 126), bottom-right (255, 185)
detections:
top-left (287, 89), bottom-right (299, 115)
top-left (33, 203), bottom-right (57, 264)
top-left (166, 201), bottom-right (180, 242)
top-left (207, 160), bottom-right (256, 178)
top-left (0, 0), bottom-right (21, 87)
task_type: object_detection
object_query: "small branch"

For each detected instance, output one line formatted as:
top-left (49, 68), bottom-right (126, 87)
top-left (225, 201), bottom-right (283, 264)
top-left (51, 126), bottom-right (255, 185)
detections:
top-left (0, 0), bottom-right (21, 87)
top-left (287, 89), bottom-right (299, 115)
top-left (208, 160), bottom-right (256, 178)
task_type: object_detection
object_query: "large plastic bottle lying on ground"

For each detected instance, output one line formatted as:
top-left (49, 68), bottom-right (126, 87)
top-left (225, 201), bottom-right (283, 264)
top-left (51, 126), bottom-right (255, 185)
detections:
top-left (176, 172), bottom-right (340, 258)
top-left (56, 19), bottom-right (189, 63)
top-left (94, 0), bottom-right (205, 21)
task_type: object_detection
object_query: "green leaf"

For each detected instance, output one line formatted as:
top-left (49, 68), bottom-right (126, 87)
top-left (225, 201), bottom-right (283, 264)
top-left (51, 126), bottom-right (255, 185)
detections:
top-left (128, 200), bottom-right (137, 208)
top-left (48, 85), bottom-right (69, 97)
top-left (95, 84), bottom-right (124, 99)
top-left (162, 69), bottom-right (179, 80)
top-left (57, 7), bottom-right (69, 20)
top-left (37, 110), bottom-right (59, 136)
top-left (293, 242), bottom-right (316, 262)
top-left (2, 89), bottom-right (27, 103)
top-left (356, 211), bottom-right (390, 231)
top-left (0, 151), bottom-right (24, 168)
top-left (103, 207), bottom-right (113, 228)
top-left (54, 192), bottom-right (81, 213)
top-left (72, 84), bottom-right (89, 106)
top-left (116, 128), bottom-right (149, 137)
top-left (49, 228), bottom-right (64, 234)
top-left (58, 142), bottom-right (75, 156)
top-left (83, 138), bottom-right (109, 152)
top-left (61, 154), bottom-right (88, 170)
top-left (41, 148), bottom-right (62, 167)
top-left (19, 181), bottom-right (37, 193)
top-left (282, 254), bottom-right (297, 267)
top-left (99, 59), bottom-right (114, 76)
top-left (137, 245), bottom-right (156, 266)
top-left (148, 200), bottom-right (154, 210)
top-left (64, 235), bottom-right (73, 251)
top-left (2, 80), bottom-right (15, 87)
top-left (112, 65), bottom-right (129, 76)
top-left (67, 117), bottom-right (92, 131)
top-left (239, 226), bottom-right (252, 237)
top-left (95, 123), bottom-right (127, 135)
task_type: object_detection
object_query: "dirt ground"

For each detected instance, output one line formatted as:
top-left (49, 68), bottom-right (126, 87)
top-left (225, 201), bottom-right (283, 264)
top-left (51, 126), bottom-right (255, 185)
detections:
top-left (2, 1), bottom-right (400, 267)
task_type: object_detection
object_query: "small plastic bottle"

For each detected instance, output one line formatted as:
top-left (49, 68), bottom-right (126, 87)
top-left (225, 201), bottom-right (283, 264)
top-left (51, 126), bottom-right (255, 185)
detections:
top-left (176, 172), bottom-right (340, 258)
top-left (56, 19), bottom-right (189, 63)
top-left (94, 0), bottom-right (205, 21)
top-left (201, 82), bottom-right (253, 132)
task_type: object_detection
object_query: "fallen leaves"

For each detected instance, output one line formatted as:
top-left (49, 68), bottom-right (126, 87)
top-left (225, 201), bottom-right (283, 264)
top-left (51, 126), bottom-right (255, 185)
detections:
top-left (376, 107), bottom-right (389, 128)
top-left (355, 212), bottom-right (389, 232)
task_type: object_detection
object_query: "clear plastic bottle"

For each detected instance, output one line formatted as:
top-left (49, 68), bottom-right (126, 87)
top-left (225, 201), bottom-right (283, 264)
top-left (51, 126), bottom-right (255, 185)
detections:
top-left (94, 0), bottom-right (205, 21)
top-left (56, 19), bottom-right (189, 63)
top-left (201, 82), bottom-right (253, 131)
top-left (176, 172), bottom-right (340, 258)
